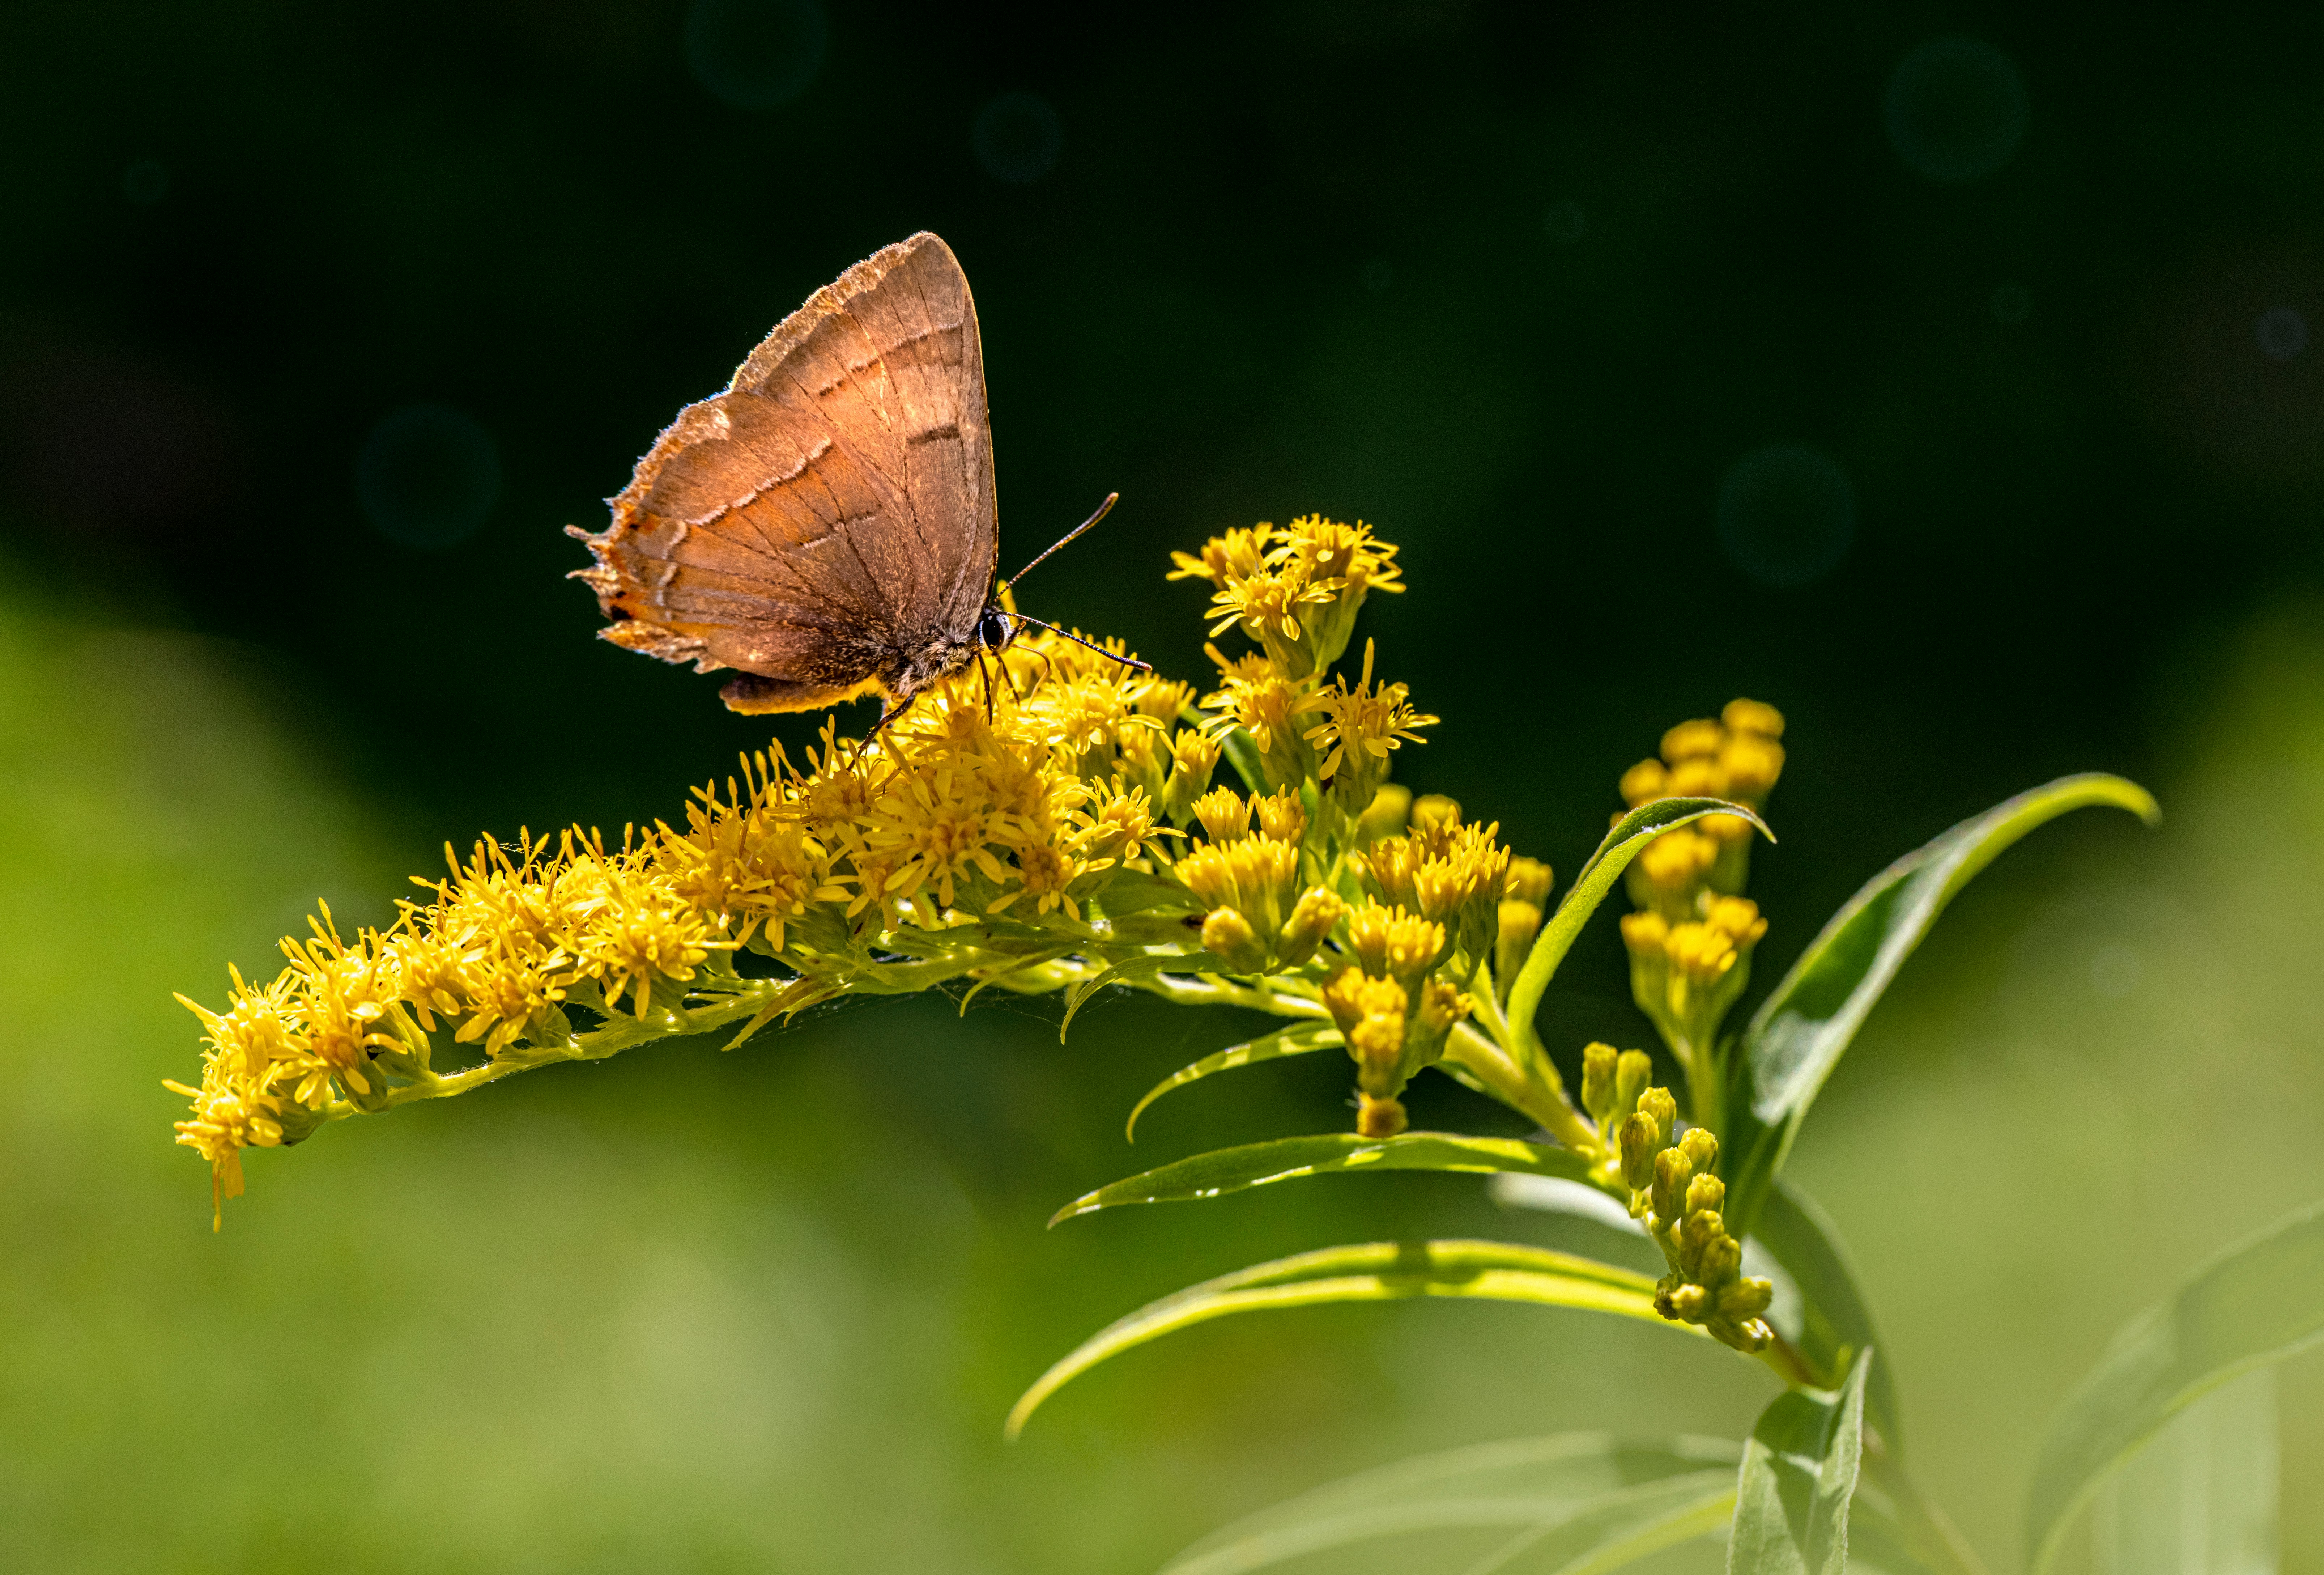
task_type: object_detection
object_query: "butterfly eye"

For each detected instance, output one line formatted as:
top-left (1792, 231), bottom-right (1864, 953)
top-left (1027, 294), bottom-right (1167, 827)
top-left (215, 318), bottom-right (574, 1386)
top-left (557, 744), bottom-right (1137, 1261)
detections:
top-left (979, 610), bottom-right (1016, 650)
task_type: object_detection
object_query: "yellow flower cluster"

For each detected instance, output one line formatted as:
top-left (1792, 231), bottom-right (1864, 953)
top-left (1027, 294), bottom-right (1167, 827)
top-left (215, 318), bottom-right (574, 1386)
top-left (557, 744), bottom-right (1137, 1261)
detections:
top-left (1168, 514), bottom-right (1403, 678)
top-left (1579, 1042), bottom-right (1775, 1353)
top-left (1616, 700), bottom-right (1785, 1076)
top-left (171, 513), bottom-right (1530, 1225)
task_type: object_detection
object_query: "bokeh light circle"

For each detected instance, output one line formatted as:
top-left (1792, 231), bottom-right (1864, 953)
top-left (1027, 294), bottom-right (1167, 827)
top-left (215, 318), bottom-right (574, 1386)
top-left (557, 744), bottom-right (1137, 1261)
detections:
top-left (1715, 444), bottom-right (1857, 587)
top-left (972, 92), bottom-right (1063, 184)
top-left (684, 0), bottom-right (829, 111)
top-left (1883, 37), bottom-right (2029, 182)
top-left (356, 404), bottom-right (502, 550)
top-left (2256, 306), bottom-right (2309, 361)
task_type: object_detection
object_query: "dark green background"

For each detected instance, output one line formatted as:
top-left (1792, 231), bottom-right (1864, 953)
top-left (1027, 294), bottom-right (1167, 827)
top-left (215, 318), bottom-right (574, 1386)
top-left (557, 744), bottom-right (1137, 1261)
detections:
top-left (3, 4), bottom-right (2320, 1570)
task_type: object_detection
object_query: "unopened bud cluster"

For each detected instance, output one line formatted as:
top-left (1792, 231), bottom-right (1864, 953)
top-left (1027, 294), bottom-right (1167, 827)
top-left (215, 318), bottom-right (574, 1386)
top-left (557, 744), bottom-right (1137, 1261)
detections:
top-left (1580, 1041), bottom-right (1774, 1354)
top-left (1617, 700), bottom-right (1785, 1075)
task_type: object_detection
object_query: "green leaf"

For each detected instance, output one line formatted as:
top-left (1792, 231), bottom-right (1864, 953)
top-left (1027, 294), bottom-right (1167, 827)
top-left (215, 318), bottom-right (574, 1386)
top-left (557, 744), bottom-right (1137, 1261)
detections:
top-left (1751, 1180), bottom-right (1904, 1456)
top-left (1156, 1431), bottom-right (1740, 1575)
top-left (1124, 1022), bottom-right (1344, 1140)
top-left (1728, 1350), bottom-right (1871, 1575)
top-left (1059, 949), bottom-right (1234, 1036)
top-left (1006, 1239), bottom-right (1691, 1439)
top-left (1723, 774), bottom-right (2157, 1237)
top-left (1504, 797), bottom-right (1770, 1060)
top-left (1052, 1131), bottom-right (1600, 1225)
top-left (2026, 1197), bottom-right (2324, 1574)
top-left (2093, 1367), bottom-right (2276, 1575)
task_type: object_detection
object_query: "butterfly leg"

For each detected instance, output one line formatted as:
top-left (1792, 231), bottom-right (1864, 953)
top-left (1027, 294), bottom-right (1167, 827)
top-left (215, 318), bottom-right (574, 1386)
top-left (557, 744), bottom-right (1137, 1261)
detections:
top-left (976, 648), bottom-right (997, 723)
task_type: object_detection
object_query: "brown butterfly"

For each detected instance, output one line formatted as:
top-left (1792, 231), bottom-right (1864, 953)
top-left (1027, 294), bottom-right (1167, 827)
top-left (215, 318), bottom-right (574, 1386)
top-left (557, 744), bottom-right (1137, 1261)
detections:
top-left (567, 231), bottom-right (1141, 728)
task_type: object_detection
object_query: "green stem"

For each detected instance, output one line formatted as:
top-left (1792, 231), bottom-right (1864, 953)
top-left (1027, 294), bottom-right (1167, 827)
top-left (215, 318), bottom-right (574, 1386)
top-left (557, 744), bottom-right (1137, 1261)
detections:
top-left (1442, 1020), bottom-right (1596, 1152)
top-left (1126, 969), bottom-right (1329, 1018)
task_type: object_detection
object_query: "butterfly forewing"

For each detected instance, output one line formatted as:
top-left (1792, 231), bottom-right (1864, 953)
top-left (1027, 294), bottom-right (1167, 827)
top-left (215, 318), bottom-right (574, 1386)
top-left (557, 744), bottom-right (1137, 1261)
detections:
top-left (571, 232), bottom-right (1000, 712)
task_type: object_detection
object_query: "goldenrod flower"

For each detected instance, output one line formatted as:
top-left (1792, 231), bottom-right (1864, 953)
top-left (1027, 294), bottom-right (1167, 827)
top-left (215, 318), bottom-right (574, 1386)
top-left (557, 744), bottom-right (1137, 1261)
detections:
top-left (1191, 786), bottom-right (1252, 844)
top-left (167, 510), bottom-right (1615, 1218)
top-left (1302, 640), bottom-right (1436, 811)
top-left (1176, 835), bottom-right (1302, 936)
top-left (1344, 899), bottom-right (1446, 986)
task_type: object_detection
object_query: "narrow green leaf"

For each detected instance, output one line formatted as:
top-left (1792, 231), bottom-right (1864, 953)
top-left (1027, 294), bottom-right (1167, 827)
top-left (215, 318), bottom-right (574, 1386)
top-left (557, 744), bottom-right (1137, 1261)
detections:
top-left (2026, 1198), bottom-right (2324, 1574)
top-left (1052, 1131), bottom-right (1601, 1225)
top-left (1724, 774), bottom-right (2157, 1237)
top-left (1124, 1022), bottom-right (1343, 1140)
top-left (1751, 1180), bottom-right (1904, 1457)
top-left (1505, 798), bottom-right (1770, 1060)
top-left (1157, 1431), bottom-right (1739, 1575)
top-left (1728, 1350), bottom-right (1871, 1575)
top-left (2094, 1367), bottom-right (2276, 1575)
top-left (1059, 949), bottom-right (1233, 1037)
top-left (1006, 1239), bottom-right (1690, 1439)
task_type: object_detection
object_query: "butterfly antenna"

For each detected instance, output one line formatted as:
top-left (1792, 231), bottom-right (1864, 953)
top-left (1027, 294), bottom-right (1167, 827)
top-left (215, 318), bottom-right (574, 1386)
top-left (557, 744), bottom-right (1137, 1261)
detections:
top-left (1005, 492), bottom-right (1119, 589)
top-left (1010, 614), bottom-right (1154, 674)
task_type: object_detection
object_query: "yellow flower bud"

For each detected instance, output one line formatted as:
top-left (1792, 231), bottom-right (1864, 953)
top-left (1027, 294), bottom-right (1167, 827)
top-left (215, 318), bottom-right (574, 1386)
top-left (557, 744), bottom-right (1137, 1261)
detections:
top-left (1695, 1232), bottom-right (1741, 1289)
top-left (1666, 923), bottom-right (1738, 984)
top-left (1638, 1086), bottom-right (1677, 1138)
top-left (1411, 980), bottom-right (1466, 1062)
top-left (1636, 831), bottom-right (1716, 895)
top-left (1719, 734), bottom-right (1785, 801)
top-left (1618, 1111), bottom-right (1661, 1190)
top-left (1411, 794), bottom-right (1462, 835)
top-left (1666, 757), bottom-right (1729, 799)
top-left (1665, 1282), bottom-right (1710, 1320)
top-left (1718, 1277), bottom-right (1775, 1319)
top-left (1357, 1094), bottom-right (1408, 1138)
top-left (1192, 786), bottom-right (1251, 844)
top-left (1651, 1146), bottom-right (1693, 1226)
top-left (1620, 909), bottom-right (1669, 956)
top-left (1345, 900), bottom-right (1446, 985)
top-left (1721, 697), bottom-right (1785, 738)
top-left (1359, 835), bottom-right (1419, 910)
top-left (1505, 856), bottom-right (1554, 907)
top-left (1705, 895), bottom-right (1767, 949)
top-left (1252, 785), bottom-right (1307, 845)
top-left (1495, 899), bottom-right (1542, 993)
top-left (1684, 1172), bottom-right (1725, 1217)
top-left (1200, 907), bottom-right (1269, 973)
top-left (1660, 718), bottom-right (1725, 764)
top-left (1679, 1125), bottom-right (1718, 1173)
top-left (1277, 886), bottom-right (1346, 967)
top-left (1614, 1049), bottom-right (1652, 1115)
top-left (1161, 727), bottom-right (1223, 822)
top-left (1580, 1041), bottom-right (1619, 1124)
top-left (1619, 758), bottom-right (1669, 807)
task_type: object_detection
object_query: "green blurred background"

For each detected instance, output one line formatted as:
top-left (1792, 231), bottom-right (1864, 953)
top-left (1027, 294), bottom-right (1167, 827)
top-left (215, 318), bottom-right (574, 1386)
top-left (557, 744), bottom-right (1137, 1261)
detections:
top-left (4, 3), bottom-right (2322, 1569)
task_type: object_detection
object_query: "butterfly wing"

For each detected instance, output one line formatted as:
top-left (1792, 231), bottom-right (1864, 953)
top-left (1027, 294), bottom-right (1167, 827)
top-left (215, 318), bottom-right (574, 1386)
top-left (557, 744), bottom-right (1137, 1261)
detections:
top-left (570, 232), bottom-right (999, 712)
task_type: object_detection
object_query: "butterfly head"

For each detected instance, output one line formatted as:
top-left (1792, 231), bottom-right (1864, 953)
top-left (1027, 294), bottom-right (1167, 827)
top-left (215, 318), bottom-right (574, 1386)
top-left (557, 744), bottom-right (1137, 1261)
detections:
top-left (976, 606), bottom-right (1018, 654)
